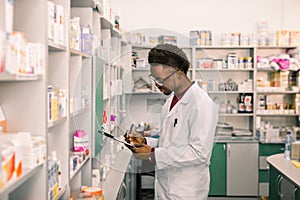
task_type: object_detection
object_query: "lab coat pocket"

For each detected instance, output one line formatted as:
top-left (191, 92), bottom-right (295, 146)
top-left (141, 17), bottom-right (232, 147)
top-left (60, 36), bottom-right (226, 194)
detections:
top-left (168, 167), bottom-right (201, 197)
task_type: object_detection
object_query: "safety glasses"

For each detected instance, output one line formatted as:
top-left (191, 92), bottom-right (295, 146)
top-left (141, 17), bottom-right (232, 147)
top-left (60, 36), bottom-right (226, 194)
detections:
top-left (149, 69), bottom-right (179, 85)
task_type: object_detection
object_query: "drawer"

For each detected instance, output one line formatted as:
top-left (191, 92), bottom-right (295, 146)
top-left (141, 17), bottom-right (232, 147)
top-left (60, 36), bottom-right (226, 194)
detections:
top-left (259, 156), bottom-right (269, 169)
top-left (259, 170), bottom-right (269, 183)
top-left (259, 182), bottom-right (269, 196)
top-left (259, 143), bottom-right (284, 156)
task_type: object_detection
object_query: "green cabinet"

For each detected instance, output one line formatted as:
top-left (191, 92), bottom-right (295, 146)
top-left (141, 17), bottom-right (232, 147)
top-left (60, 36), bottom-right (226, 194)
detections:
top-left (269, 165), bottom-right (281, 200)
top-left (259, 143), bottom-right (284, 196)
top-left (209, 143), bottom-right (226, 196)
top-left (269, 165), bottom-right (299, 200)
top-left (209, 142), bottom-right (259, 197)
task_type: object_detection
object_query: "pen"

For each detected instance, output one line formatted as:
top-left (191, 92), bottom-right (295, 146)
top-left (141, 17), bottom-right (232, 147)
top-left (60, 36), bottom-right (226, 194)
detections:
top-left (126, 123), bottom-right (135, 139)
top-left (129, 123), bottom-right (134, 133)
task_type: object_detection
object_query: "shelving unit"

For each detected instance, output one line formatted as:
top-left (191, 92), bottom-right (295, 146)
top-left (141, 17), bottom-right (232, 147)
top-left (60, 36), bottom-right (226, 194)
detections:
top-left (0, 163), bottom-right (45, 199)
top-left (124, 44), bottom-right (300, 140)
top-left (70, 156), bottom-right (91, 180)
top-left (194, 46), bottom-right (255, 133)
top-left (0, 0), bottom-right (124, 199)
top-left (0, 0), bottom-right (48, 199)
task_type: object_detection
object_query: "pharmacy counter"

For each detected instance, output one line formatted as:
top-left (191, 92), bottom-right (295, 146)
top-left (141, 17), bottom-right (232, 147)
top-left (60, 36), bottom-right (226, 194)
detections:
top-left (267, 154), bottom-right (300, 187)
top-left (214, 136), bottom-right (258, 143)
top-left (267, 154), bottom-right (300, 199)
top-left (102, 149), bottom-right (132, 200)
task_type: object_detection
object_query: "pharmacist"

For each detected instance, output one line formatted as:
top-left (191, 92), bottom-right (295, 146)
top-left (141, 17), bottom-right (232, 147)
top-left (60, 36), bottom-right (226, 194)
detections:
top-left (127, 44), bottom-right (218, 200)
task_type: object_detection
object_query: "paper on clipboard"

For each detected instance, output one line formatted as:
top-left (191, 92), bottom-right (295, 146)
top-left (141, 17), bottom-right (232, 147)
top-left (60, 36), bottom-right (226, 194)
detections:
top-left (98, 130), bottom-right (134, 148)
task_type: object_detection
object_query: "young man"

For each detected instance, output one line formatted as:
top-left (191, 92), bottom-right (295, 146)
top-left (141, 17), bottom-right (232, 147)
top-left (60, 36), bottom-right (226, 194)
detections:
top-left (129, 44), bottom-right (218, 200)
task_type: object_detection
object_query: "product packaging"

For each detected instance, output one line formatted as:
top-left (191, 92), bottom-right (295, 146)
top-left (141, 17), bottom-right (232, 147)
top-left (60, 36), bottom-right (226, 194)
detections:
top-left (0, 143), bottom-right (3, 189)
top-left (56, 4), bottom-right (64, 45)
top-left (5, 32), bottom-right (27, 75)
top-left (1, 143), bottom-right (15, 185)
top-left (17, 132), bottom-right (36, 168)
top-left (158, 35), bottom-right (177, 45)
top-left (48, 85), bottom-right (58, 122)
top-left (10, 139), bottom-right (22, 177)
top-left (92, 169), bottom-right (100, 187)
top-left (81, 25), bottom-right (93, 55)
top-left (57, 89), bottom-right (67, 119)
top-left (0, 106), bottom-right (7, 133)
top-left (290, 30), bottom-right (300, 46)
top-left (0, 31), bottom-right (5, 73)
top-left (189, 30), bottom-right (199, 46)
top-left (70, 17), bottom-right (81, 50)
top-left (81, 186), bottom-right (104, 200)
top-left (73, 130), bottom-right (89, 155)
top-left (48, 1), bottom-right (55, 42)
top-left (277, 30), bottom-right (290, 46)
top-left (5, 0), bottom-right (14, 34)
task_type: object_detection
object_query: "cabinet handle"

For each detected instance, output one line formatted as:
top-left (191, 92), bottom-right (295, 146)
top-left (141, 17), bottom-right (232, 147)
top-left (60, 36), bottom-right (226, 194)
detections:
top-left (122, 182), bottom-right (126, 200)
top-left (223, 144), bottom-right (226, 151)
top-left (227, 144), bottom-right (230, 157)
top-left (293, 187), bottom-right (298, 200)
top-left (276, 175), bottom-right (283, 197)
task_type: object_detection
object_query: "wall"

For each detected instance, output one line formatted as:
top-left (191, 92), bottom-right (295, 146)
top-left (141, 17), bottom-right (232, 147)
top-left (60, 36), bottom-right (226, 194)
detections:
top-left (111, 0), bottom-right (300, 44)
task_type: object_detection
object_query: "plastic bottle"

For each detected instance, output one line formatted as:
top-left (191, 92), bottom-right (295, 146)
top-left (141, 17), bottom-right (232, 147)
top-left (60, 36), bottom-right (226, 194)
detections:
top-left (284, 131), bottom-right (294, 160)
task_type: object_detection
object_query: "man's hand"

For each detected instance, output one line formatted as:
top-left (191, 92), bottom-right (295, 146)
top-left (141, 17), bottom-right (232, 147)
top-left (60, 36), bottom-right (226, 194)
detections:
top-left (131, 144), bottom-right (152, 160)
top-left (124, 131), bottom-right (146, 145)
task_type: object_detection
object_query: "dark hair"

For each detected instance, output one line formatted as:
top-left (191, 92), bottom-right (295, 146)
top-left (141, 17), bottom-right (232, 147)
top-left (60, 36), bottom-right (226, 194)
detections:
top-left (148, 44), bottom-right (190, 74)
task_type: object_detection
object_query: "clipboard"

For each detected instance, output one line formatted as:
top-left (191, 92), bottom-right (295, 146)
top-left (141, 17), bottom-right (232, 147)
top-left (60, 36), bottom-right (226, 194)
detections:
top-left (98, 130), bottom-right (134, 148)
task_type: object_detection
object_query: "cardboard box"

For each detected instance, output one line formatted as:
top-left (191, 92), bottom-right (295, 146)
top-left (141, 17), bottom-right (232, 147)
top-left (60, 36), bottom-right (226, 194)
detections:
top-left (277, 30), bottom-right (290, 46)
top-left (291, 141), bottom-right (300, 161)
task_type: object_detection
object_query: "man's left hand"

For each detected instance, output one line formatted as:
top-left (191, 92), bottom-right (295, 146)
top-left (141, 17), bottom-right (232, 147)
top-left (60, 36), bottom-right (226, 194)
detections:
top-left (131, 144), bottom-right (152, 160)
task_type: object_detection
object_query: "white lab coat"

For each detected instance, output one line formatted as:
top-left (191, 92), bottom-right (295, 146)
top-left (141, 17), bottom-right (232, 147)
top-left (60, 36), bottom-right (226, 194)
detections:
top-left (146, 83), bottom-right (218, 200)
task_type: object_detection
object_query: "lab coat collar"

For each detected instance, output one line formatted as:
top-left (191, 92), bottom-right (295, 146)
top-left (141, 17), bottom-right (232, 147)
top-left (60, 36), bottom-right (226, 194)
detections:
top-left (165, 83), bottom-right (195, 118)
top-left (178, 82), bottom-right (196, 104)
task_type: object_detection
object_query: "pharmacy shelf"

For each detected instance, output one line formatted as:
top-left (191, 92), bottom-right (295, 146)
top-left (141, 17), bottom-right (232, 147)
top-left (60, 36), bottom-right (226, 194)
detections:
top-left (256, 113), bottom-right (299, 116)
top-left (70, 48), bottom-right (91, 58)
top-left (218, 113), bottom-right (254, 117)
top-left (54, 184), bottom-right (68, 200)
top-left (208, 91), bottom-right (254, 94)
top-left (132, 68), bottom-right (150, 71)
top-left (195, 68), bottom-right (254, 72)
top-left (256, 68), bottom-right (298, 72)
top-left (71, 0), bottom-right (102, 12)
top-left (0, 73), bottom-right (43, 81)
top-left (48, 41), bottom-right (67, 52)
top-left (256, 90), bottom-right (298, 94)
top-left (0, 163), bottom-right (44, 198)
top-left (132, 44), bottom-right (156, 49)
top-left (112, 28), bottom-right (121, 37)
top-left (100, 17), bottom-right (121, 37)
top-left (195, 46), bottom-right (256, 49)
top-left (70, 156), bottom-right (91, 180)
top-left (70, 108), bottom-right (90, 118)
top-left (125, 92), bottom-right (166, 95)
top-left (257, 46), bottom-right (298, 49)
top-left (102, 149), bottom-right (132, 200)
top-left (48, 116), bottom-right (68, 129)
